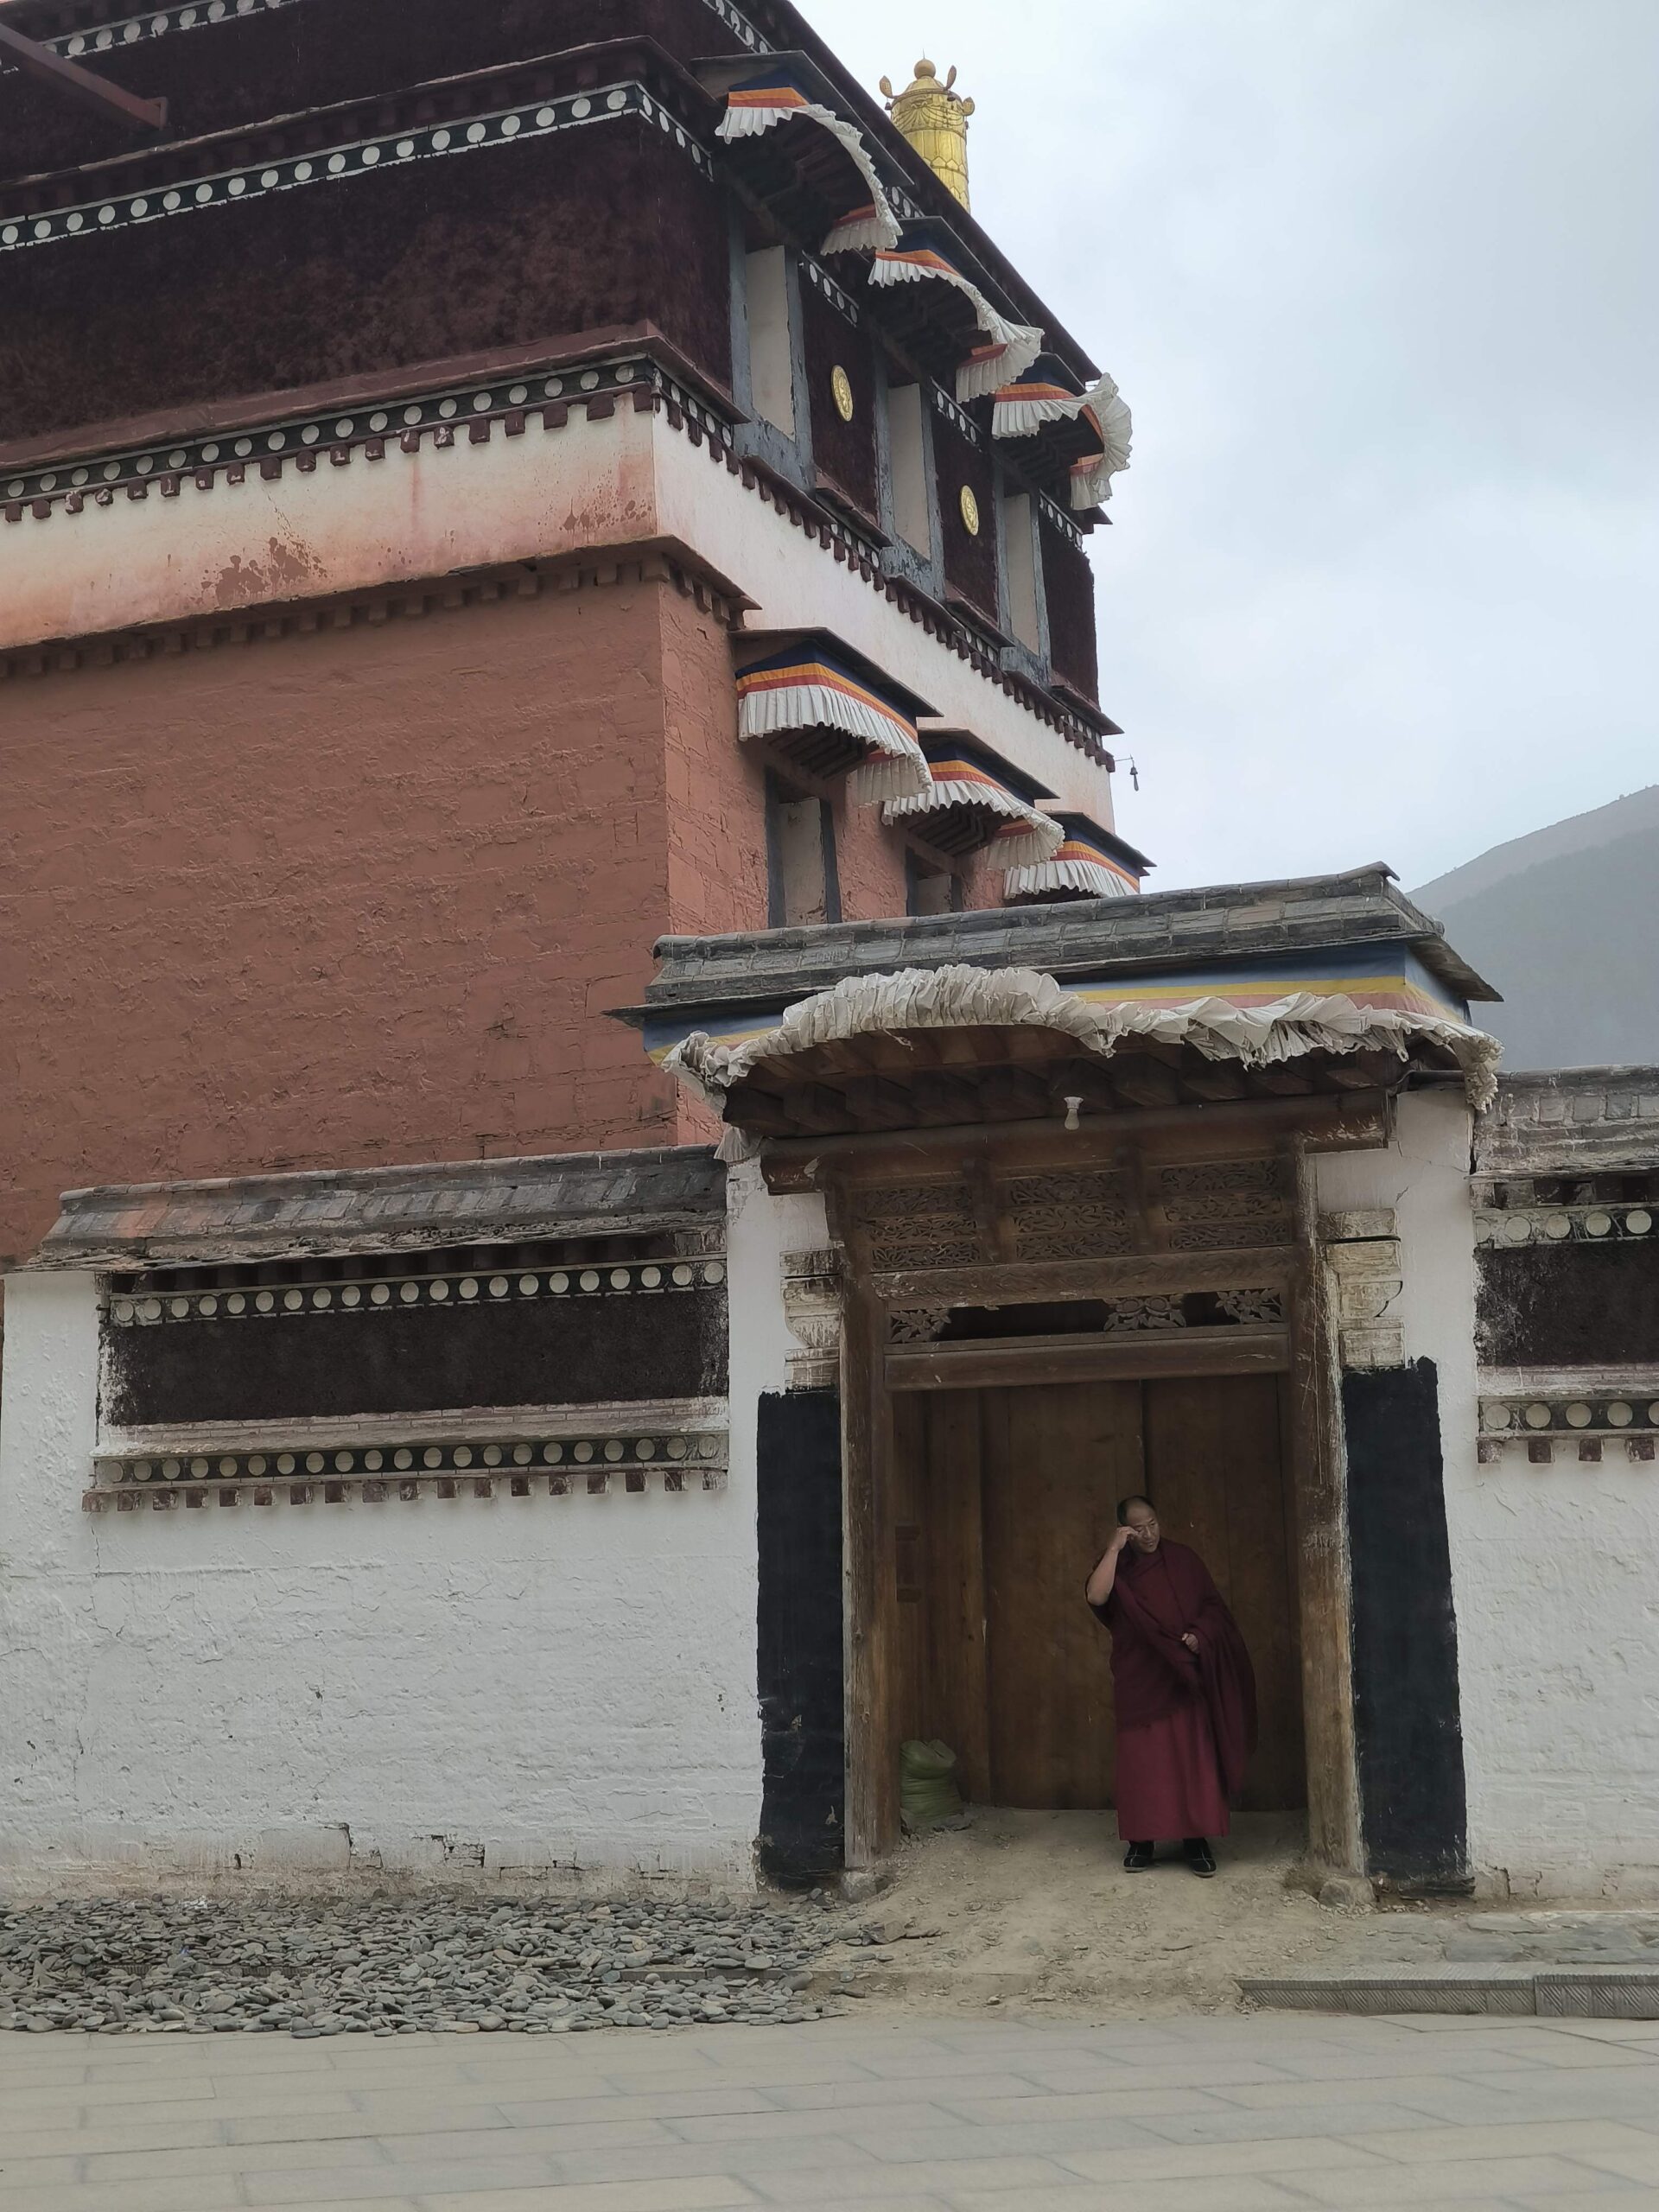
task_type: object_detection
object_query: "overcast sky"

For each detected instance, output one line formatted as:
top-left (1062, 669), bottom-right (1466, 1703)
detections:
top-left (817, 0), bottom-right (1658, 891)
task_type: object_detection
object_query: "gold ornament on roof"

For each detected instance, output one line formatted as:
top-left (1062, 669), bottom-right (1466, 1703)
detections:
top-left (880, 59), bottom-right (975, 209)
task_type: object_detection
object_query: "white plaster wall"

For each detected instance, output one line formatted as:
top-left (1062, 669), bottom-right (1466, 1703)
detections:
top-left (1315, 1092), bottom-right (1659, 1897)
top-left (723, 1160), bottom-right (830, 1417)
top-left (649, 432), bottom-right (1113, 819)
top-left (0, 1268), bottom-right (768, 1886)
top-left (0, 406), bottom-right (658, 652)
top-left (1, 407), bottom-right (1115, 824)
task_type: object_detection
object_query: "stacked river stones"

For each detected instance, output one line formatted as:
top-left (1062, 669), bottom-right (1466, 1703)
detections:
top-left (0, 1893), bottom-right (844, 2037)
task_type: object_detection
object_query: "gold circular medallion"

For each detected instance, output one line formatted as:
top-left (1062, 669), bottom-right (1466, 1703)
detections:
top-left (959, 483), bottom-right (982, 536)
top-left (830, 365), bottom-right (855, 423)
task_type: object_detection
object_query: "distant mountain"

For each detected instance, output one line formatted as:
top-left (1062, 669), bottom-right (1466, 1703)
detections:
top-left (1413, 787), bottom-right (1659, 1072)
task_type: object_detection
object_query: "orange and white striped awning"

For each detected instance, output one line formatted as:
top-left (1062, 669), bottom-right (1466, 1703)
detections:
top-left (883, 737), bottom-right (1062, 867)
top-left (735, 639), bottom-right (931, 804)
top-left (992, 363), bottom-right (1133, 509)
top-left (715, 66), bottom-right (900, 254)
top-left (868, 226), bottom-right (1044, 401)
top-left (1004, 815), bottom-right (1148, 900)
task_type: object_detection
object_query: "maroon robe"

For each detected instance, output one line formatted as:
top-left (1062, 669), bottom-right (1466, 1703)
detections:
top-left (1088, 1540), bottom-right (1257, 1842)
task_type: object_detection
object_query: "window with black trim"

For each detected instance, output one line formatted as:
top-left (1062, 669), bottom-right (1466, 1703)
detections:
top-left (766, 772), bottom-right (842, 927)
top-left (906, 849), bottom-right (963, 916)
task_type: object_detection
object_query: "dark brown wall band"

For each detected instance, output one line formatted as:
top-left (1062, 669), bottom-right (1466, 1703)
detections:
top-left (105, 1291), bottom-right (728, 1426)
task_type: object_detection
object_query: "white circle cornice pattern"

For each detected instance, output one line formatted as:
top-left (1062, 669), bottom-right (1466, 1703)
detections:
top-left (2, 354), bottom-right (715, 516)
top-left (1038, 490), bottom-right (1086, 554)
top-left (86, 1427), bottom-right (730, 1510)
top-left (1479, 1394), bottom-right (1659, 1439)
top-left (0, 81), bottom-right (708, 252)
top-left (41, 0), bottom-right (297, 55)
top-left (1474, 1203), bottom-right (1656, 1247)
top-left (22, 0), bottom-right (771, 62)
top-left (801, 256), bottom-right (860, 327)
top-left (1476, 1390), bottom-right (1659, 1467)
top-left (107, 1256), bottom-right (728, 1325)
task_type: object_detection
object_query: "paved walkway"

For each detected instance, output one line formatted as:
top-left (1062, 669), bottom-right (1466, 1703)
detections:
top-left (3, 2010), bottom-right (1658, 2210)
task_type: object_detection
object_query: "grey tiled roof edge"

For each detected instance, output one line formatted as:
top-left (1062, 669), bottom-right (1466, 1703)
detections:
top-left (626, 867), bottom-right (1499, 1015)
top-left (1477, 1068), bottom-right (1659, 1173)
top-left (30, 1147), bottom-right (726, 1269)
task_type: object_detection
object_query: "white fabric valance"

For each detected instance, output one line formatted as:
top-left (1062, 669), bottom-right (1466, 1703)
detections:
top-left (868, 243), bottom-right (1045, 402)
top-left (664, 963), bottom-right (1502, 1112)
top-left (718, 79), bottom-right (901, 254)
top-left (882, 747), bottom-right (1064, 868)
top-left (735, 645), bottom-right (930, 804)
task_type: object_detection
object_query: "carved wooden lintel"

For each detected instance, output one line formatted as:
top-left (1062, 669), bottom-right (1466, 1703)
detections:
top-left (870, 1250), bottom-right (1297, 1306)
top-left (886, 1324), bottom-right (1291, 1393)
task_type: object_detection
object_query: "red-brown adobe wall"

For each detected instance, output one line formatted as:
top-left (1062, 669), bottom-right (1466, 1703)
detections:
top-left (657, 585), bottom-right (912, 940)
top-left (0, 572), bottom-right (944, 1272)
top-left (0, 575), bottom-right (700, 1274)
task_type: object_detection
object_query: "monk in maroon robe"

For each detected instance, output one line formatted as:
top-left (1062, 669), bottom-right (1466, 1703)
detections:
top-left (1084, 1495), bottom-right (1256, 1876)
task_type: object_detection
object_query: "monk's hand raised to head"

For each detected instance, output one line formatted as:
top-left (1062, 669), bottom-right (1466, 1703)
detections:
top-left (1180, 1632), bottom-right (1200, 1652)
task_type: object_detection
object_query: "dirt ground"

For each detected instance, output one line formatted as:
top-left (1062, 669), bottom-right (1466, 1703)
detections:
top-left (819, 1808), bottom-right (1454, 2018)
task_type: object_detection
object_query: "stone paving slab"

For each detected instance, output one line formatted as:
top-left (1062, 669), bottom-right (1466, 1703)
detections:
top-left (1243, 1964), bottom-right (1659, 2017)
top-left (4, 2012), bottom-right (1659, 2208)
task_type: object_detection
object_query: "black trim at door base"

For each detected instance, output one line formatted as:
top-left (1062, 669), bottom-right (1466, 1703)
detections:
top-left (756, 1389), bottom-right (845, 1884)
top-left (1344, 1359), bottom-right (1471, 1892)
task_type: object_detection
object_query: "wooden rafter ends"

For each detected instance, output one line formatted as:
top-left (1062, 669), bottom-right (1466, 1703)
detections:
top-left (0, 21), bottom-right (168, 130)
top-left (725, 1020), bottom-right (1439, 1142)
top-left (762, 1092), bottom-right (1392, 1192)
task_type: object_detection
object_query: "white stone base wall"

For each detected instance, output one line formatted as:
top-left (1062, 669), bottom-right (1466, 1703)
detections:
top-left (0, 1212), bottom-right (812, 1885)
top-left (1318, 1090), bottom-right (1659, 1899)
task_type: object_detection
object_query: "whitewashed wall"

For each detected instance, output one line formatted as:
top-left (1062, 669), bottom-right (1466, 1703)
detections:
top-left (1317, 1090), bottom-right (1659, 1897)
top-left (0, 1206), bottom-right (823, 1885)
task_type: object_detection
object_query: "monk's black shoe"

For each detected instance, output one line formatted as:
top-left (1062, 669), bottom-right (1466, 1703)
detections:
top-left (1123, 1841), bottom-right (1154, 1871)
top-left (1183, 1837), bottom-right (1217, 1877)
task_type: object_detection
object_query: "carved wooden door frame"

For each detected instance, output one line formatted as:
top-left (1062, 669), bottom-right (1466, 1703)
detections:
top-left (768, 1096), bottom-right (1382, 1877)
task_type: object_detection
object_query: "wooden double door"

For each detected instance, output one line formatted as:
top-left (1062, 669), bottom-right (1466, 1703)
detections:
top-left (890, 1376), bottom-right (1306, 1811)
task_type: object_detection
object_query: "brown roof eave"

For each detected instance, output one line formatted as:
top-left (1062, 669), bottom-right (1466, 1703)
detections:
top-left (29, 1147), bottom-right (728, 1270)
top-left (0, 32), bottom-right (718, 200)
top-left (621, 866), bottom-right (1503, 1018)
top-left (0, 321), bottom-right (736, 477)
top-left (747, 0), bottom-right (1102, 385)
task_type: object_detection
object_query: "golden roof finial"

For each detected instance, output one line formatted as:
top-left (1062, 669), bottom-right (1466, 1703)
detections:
top-left (879, 58), bottom-right (976, 209)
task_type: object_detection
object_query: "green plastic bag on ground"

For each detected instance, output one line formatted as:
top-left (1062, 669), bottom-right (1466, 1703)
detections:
top-left (900, 1738), bottom-right (963, 1829)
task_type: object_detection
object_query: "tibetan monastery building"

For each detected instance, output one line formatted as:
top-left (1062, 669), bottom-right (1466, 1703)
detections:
top-left (2, 1), bottom-right (1657, 1910)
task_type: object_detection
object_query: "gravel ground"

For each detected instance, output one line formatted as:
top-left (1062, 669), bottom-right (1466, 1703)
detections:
top-left (0, 1891), bottom-right (858, 2037)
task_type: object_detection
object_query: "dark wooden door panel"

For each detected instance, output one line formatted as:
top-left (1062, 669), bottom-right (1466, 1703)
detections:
top-left (918, 1390), bottom-right (991, 1801)
top-left (981, 1381), bottom-right (1141, 1808)
top-left (1143, 1374), bottom-right (1305, 1810)
top-left (891, 1374), bottom-right (1306, 1815)
top-left (889, 1390), bottom-right (990, 1799)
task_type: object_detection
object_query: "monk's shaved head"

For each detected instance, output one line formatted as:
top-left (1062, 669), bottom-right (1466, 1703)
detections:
top-left (1116, 1493), bottom-right (1155, 1526)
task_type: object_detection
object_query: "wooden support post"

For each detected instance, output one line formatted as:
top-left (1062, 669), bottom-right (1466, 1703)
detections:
top-left (837, 1217), bottom-right (899, 1867)
top-left (0, 23), bottom-right (168, 130)
top-left (1288, 1137), bottom-right (1363, 1872)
